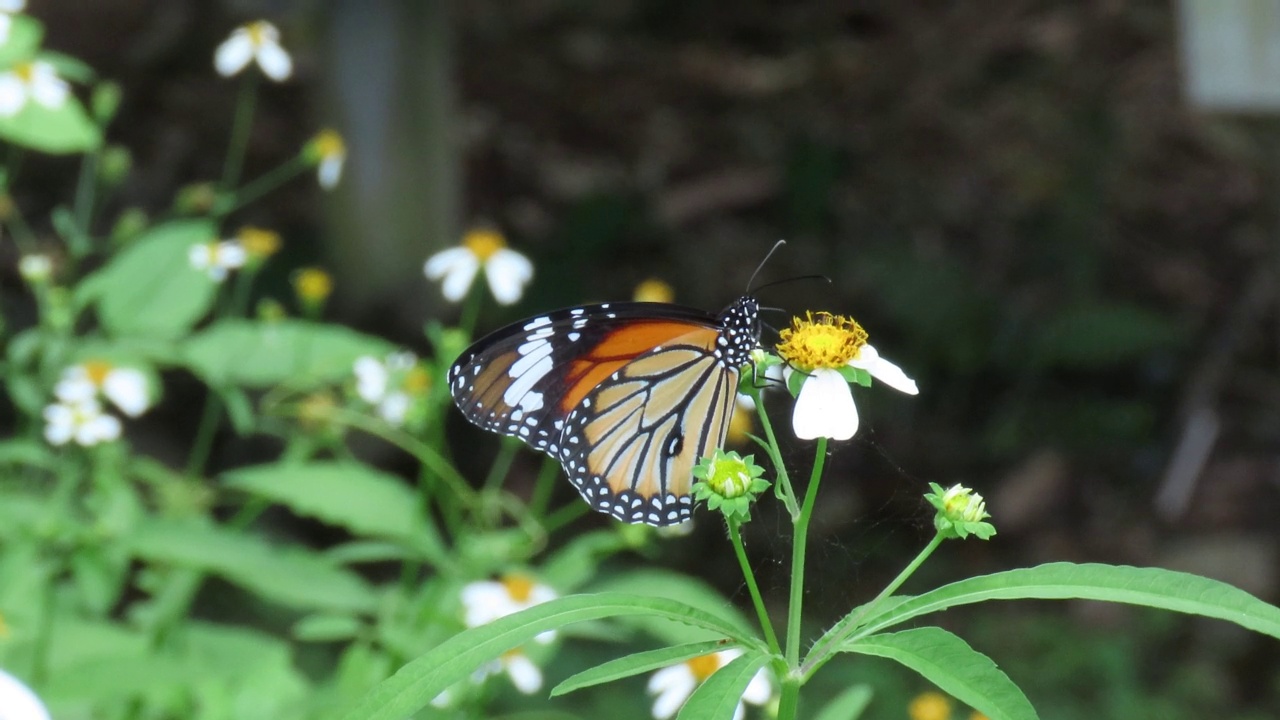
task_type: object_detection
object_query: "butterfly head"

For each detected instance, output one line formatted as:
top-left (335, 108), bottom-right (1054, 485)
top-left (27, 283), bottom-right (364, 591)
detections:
top-left (716, 295), bottom-right (760, 369)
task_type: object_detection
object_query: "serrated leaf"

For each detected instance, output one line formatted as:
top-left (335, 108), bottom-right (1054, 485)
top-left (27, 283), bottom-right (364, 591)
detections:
top-left (126, 518), bottom-right (376, 613)
top-left (338, 593), bottom-right (764, 720)
top-left (813, 684), bottom-right (873, 720)
top-left (182, 319), bottom-right (395, 389)
top-left (222, 462), bottom-right (445, 563)
top-left (551, 640), bottom-right (731, 697)
top-left (0, 93), bottom-right (101, 153)
top-left (80, 219), bottom-right (218, 338)
top-left (677, 649), bottom-right (768, 720)
top-left (844, 628), bottom-right (1035, 720)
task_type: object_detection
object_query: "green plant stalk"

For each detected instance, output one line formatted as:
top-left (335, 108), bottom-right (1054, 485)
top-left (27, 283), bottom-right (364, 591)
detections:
top-left (185, 388), bottom-right (223, 477)
top-left (220, 73), bottom-right (259, 193)
top-left (748, 387), bottom-right (799, 518)
top-left (527, 456), bottom-right (561, 517)
top-left (215, 155), bottom-right (308, 218)
top-left (801, 531), bottom-right (945, 679)
top-left (727, 516), bottom-right (781, 656)
top-left (69, 149), bottom-right (99, 255)
top-left (457, 280), bottom-right (484, 340)
top-left (777, 437), bottom-right (827, 720)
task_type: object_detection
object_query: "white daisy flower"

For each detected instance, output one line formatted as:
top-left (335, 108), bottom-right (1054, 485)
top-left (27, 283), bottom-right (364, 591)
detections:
top-left (189, 240), bottom-right (248, 282)
top-left (306, 129), bottom-right (346, 190)
top-left (472, 650), bottom-right (544, 694)
top-left (55, 361), bottom-right (151, 418)
top-left (0, 61), bottom-right (69, 118)
top-left (424, 228), bottom-right (533, 305)
top-left (352, 352), bottom-right (423, 426)
top-left (18, 253), bottom-right (51, 284)
top-left (0, 668), bottom-right (50, 720)
top-left (775, 311), bottom-right (917, 441)
top-left (648, 649), bottom-right (773, 720)
top-left (43, 398), bottom-right (122, 447)
top-left (214, 20), bottom-right (293, 82)
top-left (0, 0), bottom-right (26, 48)
top-left (461, 574), bottom-right (558, 644)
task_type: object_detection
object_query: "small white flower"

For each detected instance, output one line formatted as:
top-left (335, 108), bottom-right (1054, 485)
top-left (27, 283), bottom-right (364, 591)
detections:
top-left (352, 352), bottom-right (422, 426)
top-left (189, 240), bottom-right (248, 282)
top-left (647, 649), bottom-right (773, 720)
top-left (0, 1), bottom-right (25, 48)
top-left (55, 362), bottom-right (151, 418)
top-left (776, 312), bottom-right (917, 441)
top-left (461, 574), bottom-right (558, 643)
top-left (473, 650), bottom-right (544, 694)
top-left (214, 20), bottom-right (293, 82)
top-left (0, 61), bottom-right (69, 118)
top-left (307, 129), bottom-right (346, 190)
top-left (0, 668), bottom-right (51, 720)
top-left (43, 398), bottom-right (122, 447)
top-left (425, 228), bottom-right (533, 305)
top-left (18, 254), bottom-right (51, 284)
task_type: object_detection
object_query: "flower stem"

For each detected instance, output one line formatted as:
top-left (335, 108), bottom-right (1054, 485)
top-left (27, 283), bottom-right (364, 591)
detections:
top-left (777, 437), bottom-right (827, 720)
top-left (727, 517), bottom-right (781, 655)
top-left (220, 73), bottom-right (259, 193)
top-left (214, 156), bottom-right (308, 218)
top-left (750, 387), bottom-right (799, 518)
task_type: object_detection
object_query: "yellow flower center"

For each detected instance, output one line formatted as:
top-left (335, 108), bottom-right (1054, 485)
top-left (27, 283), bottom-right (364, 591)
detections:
top-left (685, 654), bottom-right (721, 682)
top-left (633, 278), bottom-right (675, 304)
top-left (293, 267), bottom-right (333, 302)
top-left (404, 366), bottom-right (431, 395)
top-left (775, 311), bottom-right (867, 370)
top-left (0, 611), bottom-right (10, 639)
top-left (462, 228), bottom-right (507, 261)
top-left (313, 129), bottom-right (345, 159)
top-left (238, 226), bottom-right (281, 259)
top-left (82, 360), bottom-right (112, 387)
top-left (502, 574), bottom-right (535, 603)
top-left (13, 62), bottom-right (33, 82)
top-left (247, 21), bottom-right (271, 46)
top-left (908, 691), bottom-right (952, 720)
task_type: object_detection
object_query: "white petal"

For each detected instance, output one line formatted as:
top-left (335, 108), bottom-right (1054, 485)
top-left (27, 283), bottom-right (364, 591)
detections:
top-left (255, 41), bottom-right (293, 81)
top-left (353, 356), bottom-right (388, 402)
top-left (0, 669), bottom-right (51, 720)
top-left (378, 393), bottom-right (409, 425)
top-left (214, 31), bottom-right (254, 77)
top-left (0, 0), bottom-right (25, 13)
top-left (429, 687), bottom-right (453, 708)
top-left (483, 249), bottom-right (533, 305)
top-left (533, 628), bottom-right (557, 644)
top-left (423, 246), bottom-right (472, 279)
top-left (0, 72), bottom-right (26, 116)
top-left (461, 581), bottom-right (513, 626)
top-left (77, 412), bottom-right (120, 446)
top-left (740, 668), bottom-right (773, 705)
top-left (503, 654), bottom-right (542, 694)
top-left (103, 368), bottom-right (150, 417)
top-left (217, 241), bottom-right (248, 268)
top-left (732, 702), bottom-right (746, 720)
top-left (791, 368), bottom-right (858, 441)
top-left (54, 371), bottom-right (95, 404)
top-left (0, 16), bottom-right (13, 47)
top-left (43, 405), bottom-right (73, 445)
top-left (850, 344), bottom-right (918, 395)
top-left (648, 666), bottom-right (696, 720)
top-left (29, 64), bottom-right (67, 109)
top-left (439, 256), bottom-right (481, 302)
top-left (317, 155), bottom-right (343, 189)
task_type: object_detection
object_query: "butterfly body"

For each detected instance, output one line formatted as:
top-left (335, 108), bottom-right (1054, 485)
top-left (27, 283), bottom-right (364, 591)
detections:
top-left (448, 296), bottom-right (759, 525)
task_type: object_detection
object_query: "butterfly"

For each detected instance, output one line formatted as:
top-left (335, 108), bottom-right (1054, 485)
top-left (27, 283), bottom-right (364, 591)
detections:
top-left (448, 295), bottom-right (760, 526)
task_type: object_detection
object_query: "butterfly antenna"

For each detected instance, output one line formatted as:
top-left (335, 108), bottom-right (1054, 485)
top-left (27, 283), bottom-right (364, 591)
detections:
top-left (747, 239), bottom-right (788, 293)
top-left (751, 274), bottom-right (831, 295)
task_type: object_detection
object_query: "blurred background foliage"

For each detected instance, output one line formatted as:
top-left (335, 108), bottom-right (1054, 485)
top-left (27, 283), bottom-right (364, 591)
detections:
top-left (7, 0), bottom-right (1280, 716)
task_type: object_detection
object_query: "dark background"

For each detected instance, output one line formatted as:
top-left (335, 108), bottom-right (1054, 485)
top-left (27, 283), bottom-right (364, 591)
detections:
top-left (22, 1), bottom-right (1280, 717)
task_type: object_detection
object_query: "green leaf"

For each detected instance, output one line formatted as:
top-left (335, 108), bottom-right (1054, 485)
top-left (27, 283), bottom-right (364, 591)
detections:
top-left (0, 438), bottom-right (55, 469)
top-left (79, 219), bottom-right (218, 338)
top-left (812, 562), bottom-right (1280, 663)
top-left (843, 628), bottom-right (1036, 720)
top-left (587, 570), bottom-right (755, 645)
top-left (0, 15), bottom-right (43, 67)
top-left (677, 649), bottom-right (768, 720)
top-left (0, 93), bottom-right (101, 153)
top-left (551, 640), bottom-right (731, 697)
top-left (126, 518), bottom-right (376, 613)
top-left (294, 613), bottom-right (363, 643)
top-left (812, 684), bottom-right (873, 720)
top-left (222, 462), bottom-right (446, 563)
top-left (182, 319), bottom-right (395, 389)
top-left (338, 593), bottom-right (764, 720)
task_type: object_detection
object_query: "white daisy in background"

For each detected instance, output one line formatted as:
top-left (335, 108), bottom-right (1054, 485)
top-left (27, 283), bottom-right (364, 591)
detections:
top-left (648, 649), bottom-right (773, 720)
top-left (472, 649), bottom-right (545, 694)
top-left (775, 311), bottom-right (917, 441)
top-left (188, 239), bottom-right (248, 282)
top-left (0, 60), bottom-right (69, 117)
top-left (305, 129), bottom-right (346, 190)
top-left (0, 0), bottom-right (27, 47)
top-left (461, 574), bottom-right (559, 642)
top-left (55, 361), bottom-right (151, 417)
top-left (18, 253), bottom-right (51, 284)
top-left (0, 668), bottom-right (50, 720)
top-left (214, 20), bottom-right (293, 82)
top-left (424, 228), bottom-right (533, 305)
top-left (43, 398), bottom-right (121, 447)
top-left (352, 352), bottom-right (425, 426)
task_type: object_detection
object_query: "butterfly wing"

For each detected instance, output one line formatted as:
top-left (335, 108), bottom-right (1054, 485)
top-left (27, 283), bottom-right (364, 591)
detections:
top-left (559, 325), bottom-right (740, 525)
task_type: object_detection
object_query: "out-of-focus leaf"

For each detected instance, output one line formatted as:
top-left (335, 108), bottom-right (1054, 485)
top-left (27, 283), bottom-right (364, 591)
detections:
top-left (182, 319), bottom-right (395, 389)
top-left (0, 92), bottom-right (100, 153)
top-left (1029, 302), bottom-right (1184, 369)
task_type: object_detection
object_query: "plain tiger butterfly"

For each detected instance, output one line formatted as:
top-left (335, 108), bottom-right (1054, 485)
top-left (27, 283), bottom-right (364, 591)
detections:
top-left (447, 295), bottom-right (760, 526)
